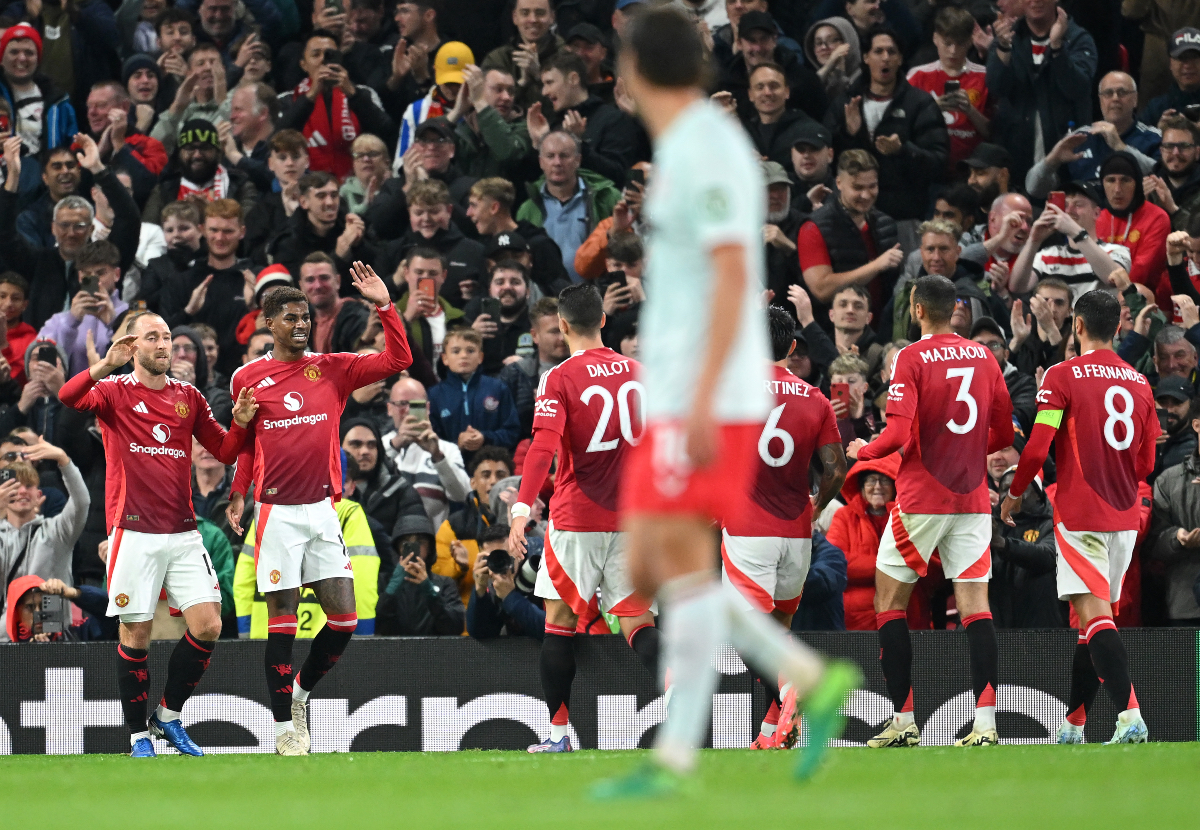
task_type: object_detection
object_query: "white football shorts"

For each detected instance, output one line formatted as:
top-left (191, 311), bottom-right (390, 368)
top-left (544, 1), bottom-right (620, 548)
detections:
top-left (254, 500), bottom-right (353, 593)
top-left (105, 528), bottom-right (221, 623)
top-left (876, 510), bottom-right (992, 584)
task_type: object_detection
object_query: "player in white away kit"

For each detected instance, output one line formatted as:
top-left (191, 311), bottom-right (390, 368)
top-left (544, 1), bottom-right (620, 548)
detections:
top-left (226, 262), bottom-right (412, 756)
top-left (594, 7), bottom-right (860, 797)
top-left (848, 275), bottom-right (1014, 748)
top-left (726, 307), bottom-right (848, 750)
top-left (59, 312), bottom-right (259, 758)
top-left (1002, 290), bottom-right (1157, 744)
top-left (508, 284), bottom-right (661, 753)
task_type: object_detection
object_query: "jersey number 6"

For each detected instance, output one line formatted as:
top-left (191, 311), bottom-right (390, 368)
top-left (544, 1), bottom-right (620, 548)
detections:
top-left (581, 381), bottom-right (646, 452)
top-left (758, 402), bottom-right (794, 467)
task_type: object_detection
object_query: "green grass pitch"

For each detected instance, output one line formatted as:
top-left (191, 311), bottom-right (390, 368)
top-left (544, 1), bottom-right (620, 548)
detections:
top-left (3, 745), bottom-right (1199, 829)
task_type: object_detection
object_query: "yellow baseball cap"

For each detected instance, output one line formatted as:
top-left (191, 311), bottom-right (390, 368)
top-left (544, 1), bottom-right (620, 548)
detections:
top-left (435, 41), bottom-right (474, 86)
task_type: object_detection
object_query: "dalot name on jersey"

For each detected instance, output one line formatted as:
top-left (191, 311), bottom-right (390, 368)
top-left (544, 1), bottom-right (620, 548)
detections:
top-left (919, 344), bottom-right (989, 363)
top-left (587, 360), bottom-right (634, 378)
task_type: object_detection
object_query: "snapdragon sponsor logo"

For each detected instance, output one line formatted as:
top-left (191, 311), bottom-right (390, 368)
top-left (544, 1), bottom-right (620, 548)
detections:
top-left (128, 443), bottom-right (187, 459)
top-left (263, 412), bottom-right (329, 430)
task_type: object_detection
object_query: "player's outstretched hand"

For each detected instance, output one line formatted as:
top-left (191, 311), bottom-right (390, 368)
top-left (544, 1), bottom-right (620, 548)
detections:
top-left (101, 334), bottom-right (138, 373)
top-left (845, 438), bottom-right (867, 460)
top-left (227, 491), bottom-right (245, 536)
top-left (349, 261), bottom-right (391, 307)
top-left (999, 492), bottom-right (1022, 527)
top-left (508, 514), bottom-right (528, 556)
top-left (232, 387), bottom-right (259, 428)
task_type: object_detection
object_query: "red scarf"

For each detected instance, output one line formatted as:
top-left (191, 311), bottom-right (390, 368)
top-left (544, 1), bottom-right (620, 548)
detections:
top-left (294, 78), bottom-right (361, 179)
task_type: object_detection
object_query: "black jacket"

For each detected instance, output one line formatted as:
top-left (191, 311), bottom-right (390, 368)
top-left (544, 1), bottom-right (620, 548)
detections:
top-left (266, 207), bottom-right (379, 286)
top-left (376, 569), bottom-right (465, 635)
top-left (717, 46), bottom-right (828, 125)
top-left (747, 108), bottom-right (825, 171)
top-left (826, 77), bottom-right (950, 220)
top-left (160, 259), bottom-right (254, 378)
top-left (463, 298), bottom-right (531, 376)
top-left (244, 192), bottom-right (291, 268)
top-left (0, 167), bottom-right (140, 331)
top-left (485, 223), bottom-right (572, 298)
top-left (379, 224), bottom-right (487, 309)
top-left (139, 244), bottom-right (203, 315)
top-left (141, 165), bottom-right (259, 225)
top-left (548, 95), bottom-right (646, 188)
top-left (765, 207), bottom-right (805, 305)
top-left (805, 197), bottom-right (899, 324)
top-left (1005, 361), bottom-right (1038, 435)
top-left (989, 487), bottom-right (1066, 629)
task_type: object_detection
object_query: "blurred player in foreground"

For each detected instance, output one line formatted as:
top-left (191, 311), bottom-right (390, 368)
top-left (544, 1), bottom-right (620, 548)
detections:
top-left (509, 283), bottom-right (660, 753)
top-left (848, 275), bottom-right (1014, 748)
top-left (594, 6), bottom-right (860, 798)
top-left (227, 262), bottom-right (412, 756)
top-left (60, 312), bottom-right (259, 758)
top-left (1002, 289), bottom-right (1157, 744)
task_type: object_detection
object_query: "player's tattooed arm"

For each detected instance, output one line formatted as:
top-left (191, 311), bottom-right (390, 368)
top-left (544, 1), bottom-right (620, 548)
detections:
top-left (90, 334), bottom-right (138, 380)
top-left (812, 442), bottom-right (849, 511)
top-left (231, 387), bottom-right (259, 428)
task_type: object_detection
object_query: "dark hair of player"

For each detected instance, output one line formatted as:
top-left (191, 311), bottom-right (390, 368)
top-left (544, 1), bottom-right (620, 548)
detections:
top-left (624, 6), bottom-right (710, 89)
top-left (767, 305), bottom-right (796, 362)
top-left (478, 523), bottom-right (511, 546)
top-left (910, 274), bottom-right (956, 325)
top-left (263, 286), bottom-right (309, 320)
top-left (468, 445), bottom-right (513, 477)
top-left (1073, 289), bottom-right (1121, 343)
top-left (557, 283), bottom-right (604, 335)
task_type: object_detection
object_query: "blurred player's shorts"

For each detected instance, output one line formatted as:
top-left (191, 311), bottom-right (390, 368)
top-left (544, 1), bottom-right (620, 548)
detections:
top-left (720, 531), bottom-right (810, 615)
top-left (620, 421), bottom-right (759, 524)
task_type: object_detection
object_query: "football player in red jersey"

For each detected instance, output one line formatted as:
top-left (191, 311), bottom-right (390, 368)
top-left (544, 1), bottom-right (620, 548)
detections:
top-left (726, 306), bottom-right (847, 749)
top-left (1002, 290), bottom-right (1157, 744)
top-left (848, 274), bottom-right (1014, 748)
top-left (226, 261), bottom-right (412, 756)
top-left (60, 312), bottom-right (260, 758)
top-left (507, 284), bottom-right (660, 753)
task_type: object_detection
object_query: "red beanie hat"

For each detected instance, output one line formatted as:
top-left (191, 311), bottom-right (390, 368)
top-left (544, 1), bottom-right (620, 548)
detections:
top-left (0, 24), bottom-right (43, 63)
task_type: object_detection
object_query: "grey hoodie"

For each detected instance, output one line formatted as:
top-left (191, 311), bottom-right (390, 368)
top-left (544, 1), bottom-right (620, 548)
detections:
top-left (0, 461), bottom-right (89, 642)
top-left (804, 17), bottom-right (862, 102)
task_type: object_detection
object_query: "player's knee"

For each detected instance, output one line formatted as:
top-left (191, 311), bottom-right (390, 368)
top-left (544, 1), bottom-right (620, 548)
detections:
top-left (191, 618), bottom-right (223, 642)
top-left (119, 620), bottom-right (153, 650)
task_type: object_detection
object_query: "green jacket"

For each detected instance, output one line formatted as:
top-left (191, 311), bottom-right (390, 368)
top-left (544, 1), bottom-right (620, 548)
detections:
top-left (197, 517), bottom-right (235, 618)
top-left (454, 107), bottom-right (533, 180)
top-left (515, 169), bottom-right (622, 234)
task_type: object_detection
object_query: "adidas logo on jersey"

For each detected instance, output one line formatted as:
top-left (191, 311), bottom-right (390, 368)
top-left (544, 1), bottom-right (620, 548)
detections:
top-left (256, 377), bottom-right (276, 389)
top-left (133, 402), bottom-right (148, 414)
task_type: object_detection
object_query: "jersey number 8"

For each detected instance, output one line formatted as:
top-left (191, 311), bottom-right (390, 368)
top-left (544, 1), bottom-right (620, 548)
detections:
top-left (581, 381), bottom-right (646, 452)
top-left (1103, 385), bottom-right (1135, 451)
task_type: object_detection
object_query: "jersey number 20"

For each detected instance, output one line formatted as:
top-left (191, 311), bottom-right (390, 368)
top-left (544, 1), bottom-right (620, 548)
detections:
top-left (581, 381), bottom-right (646, 452)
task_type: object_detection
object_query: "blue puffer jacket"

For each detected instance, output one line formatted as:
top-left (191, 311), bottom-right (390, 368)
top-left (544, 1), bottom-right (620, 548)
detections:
top-left (428, 369), bottom-right (521, 453)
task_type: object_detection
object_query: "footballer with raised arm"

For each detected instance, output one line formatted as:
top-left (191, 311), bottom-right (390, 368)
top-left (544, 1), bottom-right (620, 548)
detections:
top-left (226, 261), bottom-right (412, 756)
top-left (59, 312), bottom-right (260, 758)
top-left (1001, 289), bottom-right (1157, 744)
top-left (508, 283), bottom-right (660, 754)
top-left (847, 274), bottom-right (1014, 749)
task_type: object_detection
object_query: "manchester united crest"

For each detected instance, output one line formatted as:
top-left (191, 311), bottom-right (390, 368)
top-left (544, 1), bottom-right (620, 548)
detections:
top-left (1023, 529), bottom-right (1040, 543)
top-left (175, 401), bottom-right (190, 418)
top-left (115, 593), bottom-right (129, 608)
top-left (270, 569), bottom-right (281, 584)
top-left (304, 366), bottom-right (321, 381)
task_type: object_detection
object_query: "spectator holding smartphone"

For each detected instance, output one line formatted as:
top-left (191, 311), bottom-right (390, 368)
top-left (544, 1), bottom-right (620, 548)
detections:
top-left (828, 353), bottom-right (875, 447)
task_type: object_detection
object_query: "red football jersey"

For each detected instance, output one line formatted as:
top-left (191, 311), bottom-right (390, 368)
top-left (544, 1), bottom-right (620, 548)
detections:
top-left (230, 304), bottom-right (411, 504)
top-left (906, 61), bottom-right (991, 167)
top-left (532, 348), bottom-right (643, 532)
top-left (724, 366), bottom-right (841, 538)
top-left (1034, 351), bottom-right (1159, 531)
top-left (59, 372), bottom-right (246, 534)
top-left (880, 333), bottom-right (1012, 514)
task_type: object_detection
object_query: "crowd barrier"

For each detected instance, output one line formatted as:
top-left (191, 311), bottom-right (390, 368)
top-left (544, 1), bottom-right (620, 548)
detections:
top-left (1, 629), bottom-right (1195, 754)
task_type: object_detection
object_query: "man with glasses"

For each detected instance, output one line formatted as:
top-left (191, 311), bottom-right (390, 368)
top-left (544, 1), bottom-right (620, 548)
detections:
top-left (0, 133), bottom-right (140, 331)
top-left (16, 146), bottom-right (82, 249)
top-left (1145, 115), bottom-right (1200, 232)
top-left (381, 376), bottom-right (470, 529)
top-left (971, 317), bottom-right (1036, 433)
top-left (1025, 72), bottom-right (1161, 198)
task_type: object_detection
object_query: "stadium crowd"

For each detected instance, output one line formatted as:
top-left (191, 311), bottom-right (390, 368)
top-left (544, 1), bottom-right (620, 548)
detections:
top-left (5, 0), bottom-right (1200, 644)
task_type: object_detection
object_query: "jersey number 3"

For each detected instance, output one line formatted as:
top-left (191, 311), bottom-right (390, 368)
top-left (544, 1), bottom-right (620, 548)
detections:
top-left (581, 381), bottom-right (646, 452)
top-left (945, 367), bottom-right (978, 435)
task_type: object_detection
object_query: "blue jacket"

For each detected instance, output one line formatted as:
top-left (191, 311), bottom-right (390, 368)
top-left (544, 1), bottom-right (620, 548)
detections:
top-left (0, 76), bottom-right (77, 153)
top-left (429, 369), bottom-right (521, 451)
top-left (791, 531), bottom-right (847, 631)
top-left (1066, 121), bottom-right (1161, 183)
top-left (466, 584), bottom-right (545, 641)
